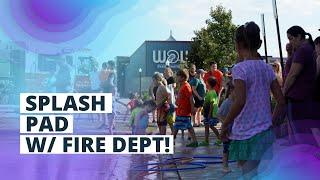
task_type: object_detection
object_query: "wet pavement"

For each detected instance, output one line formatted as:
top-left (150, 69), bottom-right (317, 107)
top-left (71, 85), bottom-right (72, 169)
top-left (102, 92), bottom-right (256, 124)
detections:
top-left (0, 101), bottom-right (294, 180)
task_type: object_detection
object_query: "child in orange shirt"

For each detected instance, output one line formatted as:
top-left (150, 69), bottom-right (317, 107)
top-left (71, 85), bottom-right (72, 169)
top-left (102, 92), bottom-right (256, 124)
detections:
top-left (173, 69), bottom-right (198, 147)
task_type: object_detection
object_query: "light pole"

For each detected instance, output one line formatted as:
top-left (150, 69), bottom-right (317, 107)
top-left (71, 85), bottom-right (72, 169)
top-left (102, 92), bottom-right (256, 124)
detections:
top-left (261, 13), bottom-right (268, 63)
top-left (273, 0), bottom-right (284, 70)
top-left (138, 68), bottom-right (142, 97)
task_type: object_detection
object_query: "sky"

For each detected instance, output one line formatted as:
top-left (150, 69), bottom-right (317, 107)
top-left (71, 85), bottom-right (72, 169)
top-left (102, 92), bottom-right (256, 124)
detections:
top-left (0, 0), bottom-right (320, 64)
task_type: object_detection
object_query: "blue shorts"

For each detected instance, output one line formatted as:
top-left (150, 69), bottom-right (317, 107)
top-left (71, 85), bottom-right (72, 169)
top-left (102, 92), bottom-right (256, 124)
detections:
top-left (174, 116), bottom-right (192, 130)
top-left (203, 118), bottom-right (219, 126)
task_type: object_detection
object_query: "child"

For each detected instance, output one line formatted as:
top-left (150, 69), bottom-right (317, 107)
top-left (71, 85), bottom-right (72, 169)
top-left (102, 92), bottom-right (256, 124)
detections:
top-left (127, 92), bottom-right (139, 112)
top-left (129, 100), bottom-right (143, 134)
top-left (133, 100), bottom-right (157, 135)
top-left (173, 69), bottom-right (198, 147)
top-left (217, 80), bottom-right (235, 173)
top-left (199, 77), bottom-right (221, 146)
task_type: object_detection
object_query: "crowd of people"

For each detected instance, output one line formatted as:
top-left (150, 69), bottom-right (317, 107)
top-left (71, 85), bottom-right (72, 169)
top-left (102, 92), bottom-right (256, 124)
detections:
top-left (46, 59), bottom-right (118, 134)
top-left (126, 21), bottom-right (320, 178)
top-left (43, 20), bottom-right (320, 179)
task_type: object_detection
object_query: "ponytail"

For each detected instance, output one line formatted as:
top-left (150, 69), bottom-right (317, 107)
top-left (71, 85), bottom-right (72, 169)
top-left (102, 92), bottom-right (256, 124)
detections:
top-left (305, 33), bottom-right (315, 49)
top-left (287, 26), bottom-right (315, 49)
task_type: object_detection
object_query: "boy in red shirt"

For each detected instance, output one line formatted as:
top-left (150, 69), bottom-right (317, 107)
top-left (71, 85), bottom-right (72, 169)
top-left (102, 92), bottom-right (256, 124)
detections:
top-left (173, 69), bottom-right (198, 147)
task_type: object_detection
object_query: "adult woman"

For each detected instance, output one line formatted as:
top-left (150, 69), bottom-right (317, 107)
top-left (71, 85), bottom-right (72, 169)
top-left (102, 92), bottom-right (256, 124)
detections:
top-left (189, 69), bottom-right (206, 127)
top-left (283, 26), bottom-right (318, 133)
top-left (221, 22), bottom-right (285, 179)
top-left (153, 73), bottom-right (169, 135)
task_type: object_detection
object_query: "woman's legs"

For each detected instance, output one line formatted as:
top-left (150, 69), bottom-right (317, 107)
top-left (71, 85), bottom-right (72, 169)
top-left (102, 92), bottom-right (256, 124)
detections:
top-left (195, 108), bottom-right (202, 126)
top-left (152, 110), bottom-right (156, 123)
top-left (159, 125), bottom-right (167, 135)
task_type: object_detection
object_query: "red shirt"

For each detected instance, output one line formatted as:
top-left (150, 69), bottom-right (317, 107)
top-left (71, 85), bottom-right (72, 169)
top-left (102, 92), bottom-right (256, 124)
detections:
top-left (176, 81), bottom-right (192, 116)
top-left (203, 70), bottom-right (223, 93)
top-left (127, 99), bottom-right (137, 111)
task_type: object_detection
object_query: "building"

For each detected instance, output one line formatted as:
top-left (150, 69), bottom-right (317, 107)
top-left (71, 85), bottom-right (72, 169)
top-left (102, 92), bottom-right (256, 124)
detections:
top-left (0, 41), bottom-right (26, 104)
top-left (117, 33), bottom-right (191, 97)
top-left (115, 56), bottom-right (130, 97)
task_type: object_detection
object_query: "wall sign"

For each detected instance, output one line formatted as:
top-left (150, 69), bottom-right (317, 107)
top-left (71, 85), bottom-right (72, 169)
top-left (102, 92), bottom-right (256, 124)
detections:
top-left (152, 50), bottom-right (188, 64)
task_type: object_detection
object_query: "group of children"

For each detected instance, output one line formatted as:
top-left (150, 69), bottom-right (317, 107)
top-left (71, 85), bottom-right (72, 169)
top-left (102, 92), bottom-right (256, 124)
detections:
top-left (126, 68), bottom-right (235, 172)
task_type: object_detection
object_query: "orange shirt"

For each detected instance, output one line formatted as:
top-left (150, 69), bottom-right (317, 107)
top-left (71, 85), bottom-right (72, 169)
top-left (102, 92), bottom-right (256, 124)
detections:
top-left (203, 70), bottom-right (223, 94)
top-left (176, 81), bottom-right (192, 116)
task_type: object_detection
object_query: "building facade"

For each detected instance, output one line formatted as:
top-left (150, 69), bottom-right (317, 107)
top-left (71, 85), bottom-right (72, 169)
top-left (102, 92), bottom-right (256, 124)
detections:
top-left (118, 35), bottom-right (192, 97)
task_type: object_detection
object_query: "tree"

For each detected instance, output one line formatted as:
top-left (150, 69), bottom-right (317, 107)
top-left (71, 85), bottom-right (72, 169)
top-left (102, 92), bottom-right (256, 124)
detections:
top-left (188, 5), bottom-right (237, 70)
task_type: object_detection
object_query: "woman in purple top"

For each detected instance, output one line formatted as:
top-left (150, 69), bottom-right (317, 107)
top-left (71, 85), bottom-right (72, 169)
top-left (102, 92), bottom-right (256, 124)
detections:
top-left (283, 43), bottom-right (294, 82)
top-left (283, 26), bottom-right (320, 135)
top-left (220, 22), bottom-right (285, 179)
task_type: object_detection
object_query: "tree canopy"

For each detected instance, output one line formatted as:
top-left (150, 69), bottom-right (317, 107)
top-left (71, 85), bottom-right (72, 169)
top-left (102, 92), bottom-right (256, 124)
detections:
top-left (188, 5), bottom-right (237, 70)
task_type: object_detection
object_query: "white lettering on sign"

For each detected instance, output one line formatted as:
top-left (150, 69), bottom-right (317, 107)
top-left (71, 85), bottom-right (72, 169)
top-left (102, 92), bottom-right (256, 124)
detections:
top-left (153, 50), bottom-right (188, 64)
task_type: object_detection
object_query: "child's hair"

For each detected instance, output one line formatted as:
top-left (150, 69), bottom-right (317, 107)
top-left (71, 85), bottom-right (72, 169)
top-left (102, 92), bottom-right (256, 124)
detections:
top-left (136, 99), bottom-right (144, 108)
top-left (129, 92), bottom-right (136, 100)
top-left (210, 61), bottom-right (217, 66)
top-left (207, 77), bottom-right (217, 89)
top-left (287, 25), bottom-right (314, 49)
top-left (143, 100), bottom-right (156, 109)
top-left (164, 67), bottom-right (173, 77)
top-left (235, 21), bottom-right (262, 51)
top-left (176, 69), bottom-right (189, 80)
top-left (152, 72), bottom-right (162, 82)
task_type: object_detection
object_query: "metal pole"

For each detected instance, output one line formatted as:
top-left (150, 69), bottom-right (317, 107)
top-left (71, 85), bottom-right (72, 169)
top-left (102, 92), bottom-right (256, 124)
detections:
top-left (261, 14), bottom-right (268, 63)
top-left (273, 0), bottom-right (284, 70)
top-left (139, 71), bottom-right (142, 97)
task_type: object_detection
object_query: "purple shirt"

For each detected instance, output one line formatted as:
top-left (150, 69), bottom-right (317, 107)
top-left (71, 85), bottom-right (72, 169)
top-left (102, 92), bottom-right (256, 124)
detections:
top-left (230, 60), bottom-right (276, 140)
top-left (284, 56), bottom-right (293, 79)
top-left (287, 42), bottom-right (317, 101)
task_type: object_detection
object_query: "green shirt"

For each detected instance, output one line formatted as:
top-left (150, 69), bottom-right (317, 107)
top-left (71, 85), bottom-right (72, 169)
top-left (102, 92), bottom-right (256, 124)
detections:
top-left (204, 90), bottom-right (219, 118)
top-left (129, 107), bottom-right (142, 126)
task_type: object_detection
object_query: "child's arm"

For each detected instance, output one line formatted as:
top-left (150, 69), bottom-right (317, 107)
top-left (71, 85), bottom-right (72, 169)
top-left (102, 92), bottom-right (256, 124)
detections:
top-left (217, 115), bottom-right (226, 123)
top-left (128, 111), bottom-right (135, 127)
top-left (192, 86), bottom-right (203, 100)
top-left (221, 80), bottom-right (246, 138)
top-left (189, 94), bottom-right (196, 115)
top-left (270, 79), bottom-right (286, 126)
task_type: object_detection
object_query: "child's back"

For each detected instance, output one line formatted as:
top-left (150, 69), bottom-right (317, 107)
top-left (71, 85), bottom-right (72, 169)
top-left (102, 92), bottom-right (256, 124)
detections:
top-left (203, 90), bottom-right (218, 119)
top-left (130, 107), bottom-right (142, 127)
top-left (218, 98), bottom-right (233, 122)
top-left (133, 109), bottom-right (150, 135)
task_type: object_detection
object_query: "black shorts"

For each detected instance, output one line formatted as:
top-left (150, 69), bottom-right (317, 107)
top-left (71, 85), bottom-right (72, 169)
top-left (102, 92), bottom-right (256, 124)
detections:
top-left (194, 96), bottom-right (204, 108)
